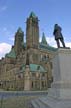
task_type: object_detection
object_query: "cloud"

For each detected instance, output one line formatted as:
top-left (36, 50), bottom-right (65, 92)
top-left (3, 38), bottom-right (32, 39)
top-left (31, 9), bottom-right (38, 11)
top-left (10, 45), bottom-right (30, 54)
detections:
top-left (46, 37), bottom-right (57, 47)
top-left (0, 38), bottom-right (71, 59)
top-left (1, 6), bottom-right (7, 11)
top-left (9, 37), bottom-right (14, 41)
top-left (0, 43), bottom-right (11, 59)
top-left (0, 27), bottom-right (10, 37)
top-left (47, 37), bottom-right (71, 48)
top-left (0, 6), bottom-right (7, 12)
top-left (0, 27), bottom-right (15, 42)
top-left (2, 27), bottom-right (11, 36)
top-left (40, 36), bottom-right (57, 47)
top-left (65, 42), bottom-right (71, 48)
top-left (40, 36), bottom-right (71, 48)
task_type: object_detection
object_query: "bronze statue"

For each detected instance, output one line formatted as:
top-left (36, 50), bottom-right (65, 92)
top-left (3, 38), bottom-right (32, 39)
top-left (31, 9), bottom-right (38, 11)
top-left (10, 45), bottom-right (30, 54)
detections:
top-left (53, 24), bottom-right (65, 48)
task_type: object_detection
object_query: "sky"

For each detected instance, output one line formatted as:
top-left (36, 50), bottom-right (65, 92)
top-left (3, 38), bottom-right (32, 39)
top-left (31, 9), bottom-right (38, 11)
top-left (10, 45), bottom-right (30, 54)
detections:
top-left (0, 0), bottom-right (71, 59)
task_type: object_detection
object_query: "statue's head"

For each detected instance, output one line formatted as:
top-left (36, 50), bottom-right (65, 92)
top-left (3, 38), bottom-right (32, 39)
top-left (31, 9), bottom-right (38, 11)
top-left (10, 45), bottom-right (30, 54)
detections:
top-left (54, 24), bottom-right (58, 27)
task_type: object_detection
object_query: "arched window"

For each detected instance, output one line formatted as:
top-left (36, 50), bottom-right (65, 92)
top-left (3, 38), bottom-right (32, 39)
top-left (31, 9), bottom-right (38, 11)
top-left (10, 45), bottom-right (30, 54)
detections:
top-left (32, 81), bottom-right (33, 88)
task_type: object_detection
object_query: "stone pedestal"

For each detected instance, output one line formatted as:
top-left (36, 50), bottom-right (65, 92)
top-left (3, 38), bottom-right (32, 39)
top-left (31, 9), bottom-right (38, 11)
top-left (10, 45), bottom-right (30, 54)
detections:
top-left (31, 48), bottom-right (71, 108)
top-left (45, 48), bottom-right (71, 108)
top-left (48, 48), bottom-right (71, 99)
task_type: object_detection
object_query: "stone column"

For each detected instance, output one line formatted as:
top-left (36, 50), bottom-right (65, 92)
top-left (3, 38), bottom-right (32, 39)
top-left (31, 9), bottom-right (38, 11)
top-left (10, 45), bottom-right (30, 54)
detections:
top-left (40, 73), bottom-right (42, 90)
top-left (24, 65), bottom-right (31, 91)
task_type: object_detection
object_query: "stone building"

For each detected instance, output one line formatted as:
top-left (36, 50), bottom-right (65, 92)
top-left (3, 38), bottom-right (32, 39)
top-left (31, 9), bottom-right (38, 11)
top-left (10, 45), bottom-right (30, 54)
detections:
top-left (0, 12), bottom-right (57, 91)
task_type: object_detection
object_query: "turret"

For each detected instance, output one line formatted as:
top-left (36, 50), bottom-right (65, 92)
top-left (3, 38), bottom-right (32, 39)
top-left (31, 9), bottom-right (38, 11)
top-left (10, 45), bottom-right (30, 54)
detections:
top-left (14, 27), bottom-right (24, 55)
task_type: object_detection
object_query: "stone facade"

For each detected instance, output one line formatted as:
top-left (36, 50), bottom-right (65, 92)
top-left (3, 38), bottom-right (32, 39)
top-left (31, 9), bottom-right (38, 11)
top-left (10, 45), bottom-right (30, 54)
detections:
top-left (0, 12), bottom-right (57, 91)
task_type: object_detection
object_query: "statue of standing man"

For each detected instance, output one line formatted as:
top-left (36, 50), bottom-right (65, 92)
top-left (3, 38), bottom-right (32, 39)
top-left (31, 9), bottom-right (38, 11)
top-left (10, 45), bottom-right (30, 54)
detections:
top-left (53, 24), bottom-right (65, 48)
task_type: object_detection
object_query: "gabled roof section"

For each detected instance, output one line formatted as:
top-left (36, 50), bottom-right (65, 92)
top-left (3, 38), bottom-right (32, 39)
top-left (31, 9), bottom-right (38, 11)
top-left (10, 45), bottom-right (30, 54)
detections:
top-left (19, 64), bottom-right (47, 73)
top-left (30, 64), bottom-right (47, 72)
top-left (5, 47), bottom-right (16, 58)
top-left (29, 12), bottom-right (36, 18)
top-left (41, 32), bottom-right (48, 45)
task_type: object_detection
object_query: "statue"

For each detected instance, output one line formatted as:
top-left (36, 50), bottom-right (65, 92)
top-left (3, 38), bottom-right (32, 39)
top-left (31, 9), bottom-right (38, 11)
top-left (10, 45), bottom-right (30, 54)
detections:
top-left (53, 24), bottom-right (65, 48)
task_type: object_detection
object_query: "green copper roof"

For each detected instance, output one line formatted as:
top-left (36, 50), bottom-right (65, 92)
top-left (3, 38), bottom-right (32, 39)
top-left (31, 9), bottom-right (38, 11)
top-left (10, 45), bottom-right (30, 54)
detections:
top-left (23, 42), bottom-right (57, 52)
top-left (5, 47), bottom-right (16, 58)
top-left (30, 64), bottom-right (47, 72)
top-left (30, 12), bottom-right (36, 18)
top-left (41, 32), bottom-right (48, 45)
top-left (17, 27), bottom-right (23, 34)
top-left (39, 43), bottom-right (57, 52)
top-left (20, 64), bottom-right (47, 73)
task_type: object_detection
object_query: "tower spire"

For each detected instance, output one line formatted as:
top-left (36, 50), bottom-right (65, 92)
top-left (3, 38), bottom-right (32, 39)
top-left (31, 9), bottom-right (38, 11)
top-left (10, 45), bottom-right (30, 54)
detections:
top-left (41, 32), bottom-right (47, 45)
top-left (26, 12), bottom-right (39, 49)
top-left (14, 27), bottom-right (24, 55)
top-left (29, 11), bottom-right (36, 18)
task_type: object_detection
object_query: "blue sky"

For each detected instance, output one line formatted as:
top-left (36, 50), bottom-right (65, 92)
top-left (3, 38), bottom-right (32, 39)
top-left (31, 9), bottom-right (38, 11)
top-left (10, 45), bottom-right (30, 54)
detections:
top-left (0, 0), bottom-right (71, 58)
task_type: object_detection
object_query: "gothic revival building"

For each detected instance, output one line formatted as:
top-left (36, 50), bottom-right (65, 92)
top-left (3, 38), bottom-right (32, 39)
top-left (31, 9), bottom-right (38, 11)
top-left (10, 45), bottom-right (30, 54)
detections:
top-left (0, 12), bottom-right (57, 90)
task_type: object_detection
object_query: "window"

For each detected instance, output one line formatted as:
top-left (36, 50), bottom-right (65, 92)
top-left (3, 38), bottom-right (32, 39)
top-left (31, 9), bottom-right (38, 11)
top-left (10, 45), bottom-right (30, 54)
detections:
top-left (32, 73), bottom-right (36, 77)
top-left (35, 81), bottom-right (38, 88)
top-left (32, 81), bottom-right (34, 88)
top-left (42, 81), bottom-right (46, 88)
top-left (42, 81), bottom-right (44, 87)
top-left (42, 55), bottom-right (48, 61)
top-left (42, 73), bottom-right (45, 77)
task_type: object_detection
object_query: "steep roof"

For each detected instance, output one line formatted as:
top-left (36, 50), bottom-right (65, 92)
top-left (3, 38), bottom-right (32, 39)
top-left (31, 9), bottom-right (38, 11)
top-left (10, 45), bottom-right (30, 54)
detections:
top-left (40, 32), bottom-right (57, 51)
top-left (41, 32), bottom-right (48, 45)
top-left (16, 27), bottom-right (24, 35)
top-left (5, 47), bottom-right (16, 58)
top-left (29, 12), bottom-right (36, 18)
